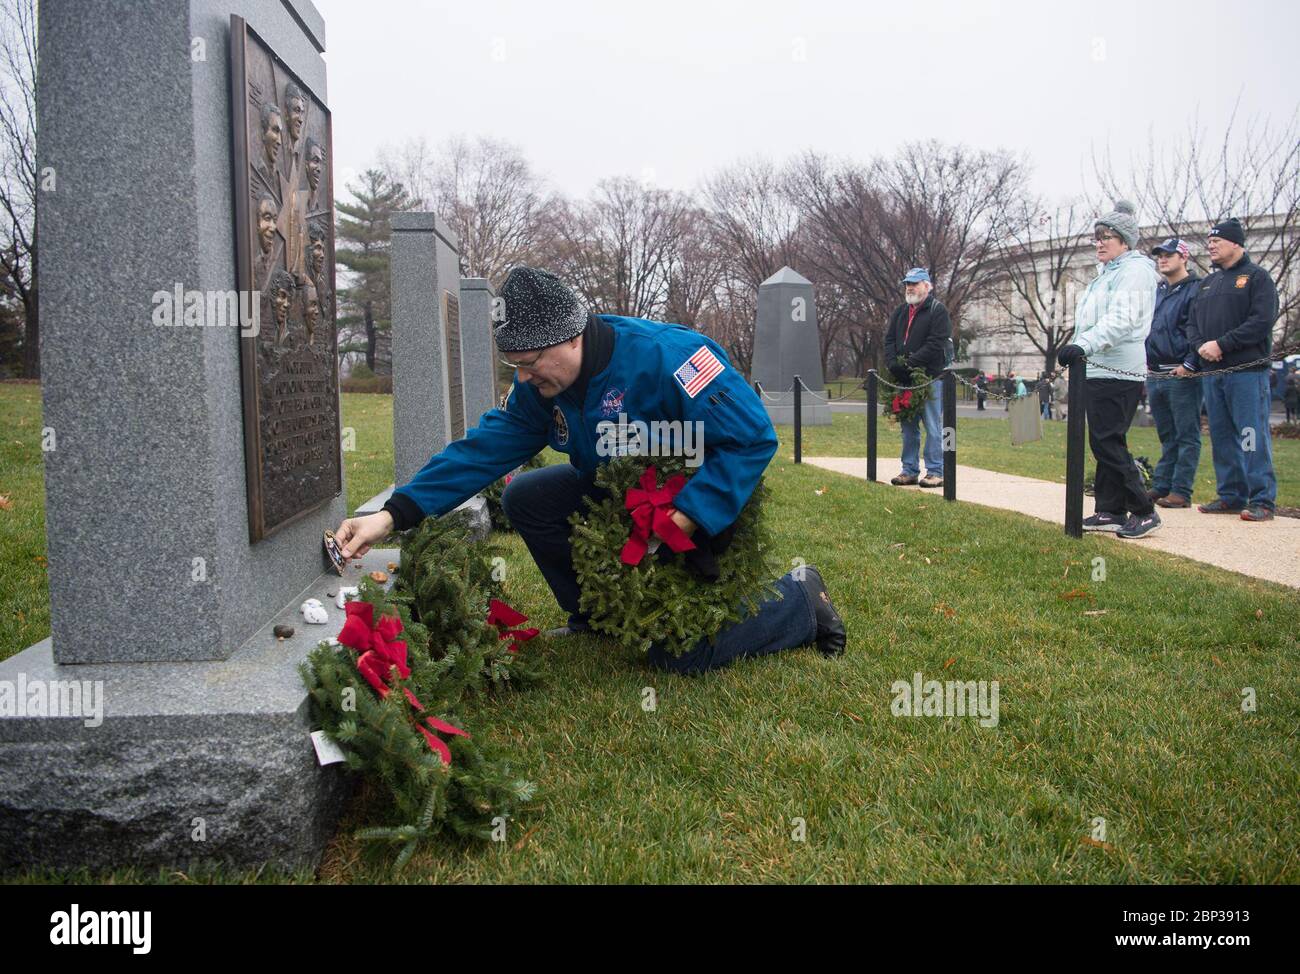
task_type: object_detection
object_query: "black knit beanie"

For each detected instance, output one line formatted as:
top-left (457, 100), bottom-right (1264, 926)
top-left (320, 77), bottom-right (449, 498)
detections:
top-left (1209, 217), bottom-right (1246, 247)
top-left (494, 266), bottom-right (588, 352)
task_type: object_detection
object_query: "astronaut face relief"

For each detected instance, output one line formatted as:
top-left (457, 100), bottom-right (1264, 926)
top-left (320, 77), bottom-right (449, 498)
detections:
top-left (595, 413), bottom-right (704, 467)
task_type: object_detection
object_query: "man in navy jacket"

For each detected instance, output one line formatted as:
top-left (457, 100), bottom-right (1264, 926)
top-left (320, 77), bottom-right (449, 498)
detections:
top-left (1144, 238), bottom-right (1202, 508)
top-left (334, 266), bottom-right (847, 673)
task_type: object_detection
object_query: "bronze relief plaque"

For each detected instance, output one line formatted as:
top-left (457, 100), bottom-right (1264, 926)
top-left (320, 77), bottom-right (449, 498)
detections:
top-left (443, 291), bottom-right (466, 440)
top-left (230, 15), bottom-right (342, 541)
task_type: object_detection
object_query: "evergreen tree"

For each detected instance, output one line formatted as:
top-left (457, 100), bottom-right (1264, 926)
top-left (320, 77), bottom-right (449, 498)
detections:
top-left (335, 169), bottom-right (412, 375)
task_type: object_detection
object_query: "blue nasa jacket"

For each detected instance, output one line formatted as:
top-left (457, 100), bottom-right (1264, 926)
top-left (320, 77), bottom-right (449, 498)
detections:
top-left (382, 314), bottom-right (778, 538)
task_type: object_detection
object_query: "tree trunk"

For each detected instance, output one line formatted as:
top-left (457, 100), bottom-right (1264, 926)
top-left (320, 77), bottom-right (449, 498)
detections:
top-left (21, 287), bottom-right (38, 379)
top-left (364, 302), bottom-right (376, 372)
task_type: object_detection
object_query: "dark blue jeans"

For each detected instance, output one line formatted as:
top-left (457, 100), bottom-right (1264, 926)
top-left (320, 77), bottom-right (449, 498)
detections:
top-left (1146, 374), bottom-right (1203, 499)
top-left (500, 463), bottom-right (817, 674)
top-left (1202, 370), bottom-right (1277, 509)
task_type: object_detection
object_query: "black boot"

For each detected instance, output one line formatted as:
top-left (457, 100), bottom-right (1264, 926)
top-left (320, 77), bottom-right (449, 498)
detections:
top-left (799, 566), bottom-right (846, 657)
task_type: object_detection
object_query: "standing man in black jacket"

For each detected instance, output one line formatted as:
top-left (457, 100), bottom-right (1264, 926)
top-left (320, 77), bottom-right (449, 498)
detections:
top-left (883, 267), bottom-right (953, 488)
top-left (1186, 218), bottom-right (1280, 521)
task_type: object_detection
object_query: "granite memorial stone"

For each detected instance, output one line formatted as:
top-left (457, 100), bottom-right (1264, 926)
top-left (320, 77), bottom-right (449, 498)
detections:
top-left (750, 266), bottom-right (831, 426)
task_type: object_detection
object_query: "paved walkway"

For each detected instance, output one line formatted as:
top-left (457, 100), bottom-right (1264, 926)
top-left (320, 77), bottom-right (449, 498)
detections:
top-left (804, 455), bottom-right (1300, 590)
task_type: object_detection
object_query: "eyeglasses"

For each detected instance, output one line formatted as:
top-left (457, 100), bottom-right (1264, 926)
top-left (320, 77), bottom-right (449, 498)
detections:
top-left (1093, 232), bottom-right (1121, 243)
top-left (500, 348), bottom-right (547, 372)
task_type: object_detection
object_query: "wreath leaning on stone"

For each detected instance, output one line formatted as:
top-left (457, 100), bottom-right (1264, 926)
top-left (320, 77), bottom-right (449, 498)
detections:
top-left (299, 510), bottom-right (541, 869)
top-left (567, 453), bottom-right (781, 658)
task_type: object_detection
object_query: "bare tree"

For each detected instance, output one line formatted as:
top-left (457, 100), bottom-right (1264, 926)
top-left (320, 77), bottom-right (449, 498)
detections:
top-left (545, 177), bottom-right (692, 319)
top-left (380, 135), bottom-right (546, 283)
top-left (988, 197), bottom-right (1094, 372)
top-left (1092, 104), bottom-right (1300, 345)
top-left (0, 0), bottom-right (36, 377)
top-left (698, 158), bottom-right (804, 372)
top-left (786, 143), bottom-right (1028, 371)
top-left (663, 206), bottom-right (726, 328)
top-left (702, 157), bottom-right (802, 289)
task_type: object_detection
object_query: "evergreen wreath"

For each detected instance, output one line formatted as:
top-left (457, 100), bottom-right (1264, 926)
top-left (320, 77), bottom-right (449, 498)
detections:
top-left (888, 359), bottom-right (933, 424)
top-left (300, 510), bottom-right (541, 869)
top-left (568, 453), bottom-right (780, 658)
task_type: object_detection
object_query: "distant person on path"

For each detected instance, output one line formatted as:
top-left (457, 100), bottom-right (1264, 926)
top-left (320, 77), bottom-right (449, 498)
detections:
top-left (1145, 237), bottom-right (1202, 509)
top-left (1038, 374), bottom-right (1052, 419)
top-left (884, 267), bottom-right (952, 489)
top-left (1055, 201), bottom-right (1161, 539)
top-left (1051, 371), bottom-right (1069, 421)
top-left (975, 372), bottom-right (988, 410)
top-left (1285, 370), bottom-right (1299, 423)
top-left (1187, 217), bottom-right (1280, 521)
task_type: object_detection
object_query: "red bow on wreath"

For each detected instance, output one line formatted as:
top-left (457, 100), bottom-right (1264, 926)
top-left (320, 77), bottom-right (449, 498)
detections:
top-left (486, 598), bottom-right (539, 653)
top-left (620, 465), bottom-right (697, 566)
top-left (337, 600), bottom-right (469, 765)
top-left (891, 390), bottom-right (912, 413)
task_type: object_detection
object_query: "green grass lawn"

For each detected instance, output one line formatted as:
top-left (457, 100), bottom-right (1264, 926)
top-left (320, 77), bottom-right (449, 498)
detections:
top-left (794, 411), bottom-right (1300, 509)
top-left (3, 385), bottom-right (1299, 883)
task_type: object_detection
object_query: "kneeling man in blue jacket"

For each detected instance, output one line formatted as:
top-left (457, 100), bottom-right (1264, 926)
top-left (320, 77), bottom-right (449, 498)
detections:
top-left (334, 266), bottom-right (846, 674)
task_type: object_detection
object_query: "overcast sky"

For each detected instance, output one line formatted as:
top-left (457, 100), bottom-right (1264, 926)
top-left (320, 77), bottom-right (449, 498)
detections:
top-left (314, 0), bottom-right (1295, 209)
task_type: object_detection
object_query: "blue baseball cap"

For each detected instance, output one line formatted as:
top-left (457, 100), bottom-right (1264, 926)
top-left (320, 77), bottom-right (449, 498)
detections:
top-left (901, 267), bottom-right (931, 284)
top-left (1151, 237), bottom-right (1190, 259)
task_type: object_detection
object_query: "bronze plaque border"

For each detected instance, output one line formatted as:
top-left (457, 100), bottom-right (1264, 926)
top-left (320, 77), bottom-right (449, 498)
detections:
top-left (443, 290), bottom-right (466, 440)
top-left (230, 14), bottom-right (343, 542)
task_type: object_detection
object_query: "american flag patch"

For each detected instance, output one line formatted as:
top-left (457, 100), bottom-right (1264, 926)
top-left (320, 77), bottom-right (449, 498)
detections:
top-left (673, 346), bottom-right (725, 398)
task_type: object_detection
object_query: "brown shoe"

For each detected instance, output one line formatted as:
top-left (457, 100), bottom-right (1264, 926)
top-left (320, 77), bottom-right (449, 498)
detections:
top-left (1147, 488), bottom-right (1167, 501)
top-left (918, 474), bottom-right (944, 488)
top-left (1156, 493), bottom-right (1190, 508)
top-left (890, 473), bottom-right (919, 486)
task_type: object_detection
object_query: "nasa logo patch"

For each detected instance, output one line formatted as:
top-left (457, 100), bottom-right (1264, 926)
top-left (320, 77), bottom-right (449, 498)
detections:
top-left (552, 405), bottom-right (569, 446)
top-left (599, 386), bottom-right (625, 417)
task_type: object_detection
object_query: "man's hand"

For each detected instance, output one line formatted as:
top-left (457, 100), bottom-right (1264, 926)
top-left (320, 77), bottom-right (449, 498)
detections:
top-left (669, 508), bottom-right (697, 538)
top-left (1172, 365), bottom-right (1193, 377)
top-left (335, 510), bottom-right (395, 559)
top-left (1198, 340), bottom-right (1223, 362)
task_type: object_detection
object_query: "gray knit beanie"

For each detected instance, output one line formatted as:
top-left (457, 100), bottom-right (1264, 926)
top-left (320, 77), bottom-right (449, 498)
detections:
top-left (494, 266), bottom-right (588, 352)
top-left (1095, 200), bottom-right (1140, 249)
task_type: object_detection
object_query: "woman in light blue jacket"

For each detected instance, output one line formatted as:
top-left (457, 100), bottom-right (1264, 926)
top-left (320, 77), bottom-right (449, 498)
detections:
top-left (1056, 201), bottom-right (1162, 539)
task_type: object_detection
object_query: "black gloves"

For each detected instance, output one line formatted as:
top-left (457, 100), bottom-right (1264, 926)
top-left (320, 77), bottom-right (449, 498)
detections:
top-left (655, 520), bottom-right (738, 582)
top-left (1056, 344), bottom-right (1085, 367)
top-left (889, 362), bottom-right (911, 382)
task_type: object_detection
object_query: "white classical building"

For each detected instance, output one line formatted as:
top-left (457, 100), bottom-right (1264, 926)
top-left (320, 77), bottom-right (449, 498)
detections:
top-left (958, 214), bottom-right (1297, 381)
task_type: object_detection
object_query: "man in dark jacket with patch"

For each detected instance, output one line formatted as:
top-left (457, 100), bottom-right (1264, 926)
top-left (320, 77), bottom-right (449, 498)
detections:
top-left (1144, 237), bottom-right (1202, 508)
top-left (1186, 218), bottom-right (1279, 521)
top-left (883, 267), bottom-right (952, 488)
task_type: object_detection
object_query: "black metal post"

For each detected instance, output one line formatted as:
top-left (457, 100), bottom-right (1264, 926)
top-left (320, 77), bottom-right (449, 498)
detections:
top-left (866, 369), bottom-right (878, 482)
top-left (1065, 359), bottom-right (1086, 537)
top-left (942, 369), bottom-right (956, 502)
top-left (793, 374), bottom-right (802, 464)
